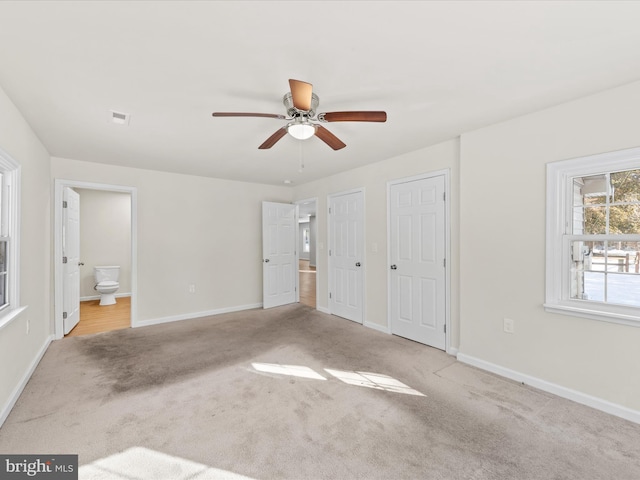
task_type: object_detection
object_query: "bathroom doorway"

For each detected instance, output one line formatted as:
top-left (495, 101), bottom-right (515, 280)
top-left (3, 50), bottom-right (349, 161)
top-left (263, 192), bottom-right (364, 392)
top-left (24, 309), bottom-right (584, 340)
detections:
top-left (54, 180), bottom-right (137, 339)
top-left (66, 189), bottom-right (131, 336)
top-left (296, 198), bottom-right (317, 308)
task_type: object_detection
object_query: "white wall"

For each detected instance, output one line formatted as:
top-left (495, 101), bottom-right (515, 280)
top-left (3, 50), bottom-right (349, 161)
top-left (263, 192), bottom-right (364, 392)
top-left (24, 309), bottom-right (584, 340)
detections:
top-left (76, 188), bottom-right (131, 299)
top-left (293, 139), bottom-right (460, 345)
top-left (458, 80), bottom-right (640, 412)
top-left (0, 85), bottom-right (51, 424)
top-left (51, 157), bottom-right (292, 323)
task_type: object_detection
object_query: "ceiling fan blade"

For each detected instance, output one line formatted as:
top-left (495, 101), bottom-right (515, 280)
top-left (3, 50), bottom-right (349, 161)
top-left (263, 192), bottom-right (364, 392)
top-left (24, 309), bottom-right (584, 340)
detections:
top-left (212, 112), bottom-right (286, 119)
top-left (319, 111), bottom-right (387, 123)
top-left (315, 126), bottom-right (346, 150)
top-left (258, 127), bottom-right (288, 149)
top-left (289, 79), bottom-right (313, 111)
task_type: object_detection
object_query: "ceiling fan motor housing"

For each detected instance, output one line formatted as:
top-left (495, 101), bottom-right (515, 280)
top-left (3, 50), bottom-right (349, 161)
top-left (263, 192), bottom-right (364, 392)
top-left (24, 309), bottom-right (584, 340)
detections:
top-left (283, 92), bottom-right (319, 118)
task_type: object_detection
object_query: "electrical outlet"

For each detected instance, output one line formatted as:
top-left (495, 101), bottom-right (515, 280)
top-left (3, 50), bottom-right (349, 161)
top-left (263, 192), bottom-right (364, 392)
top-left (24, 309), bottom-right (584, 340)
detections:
top-left (188, 284), bottom-right (196, 294)
top-left (503, 318), bottom-right (515, 334)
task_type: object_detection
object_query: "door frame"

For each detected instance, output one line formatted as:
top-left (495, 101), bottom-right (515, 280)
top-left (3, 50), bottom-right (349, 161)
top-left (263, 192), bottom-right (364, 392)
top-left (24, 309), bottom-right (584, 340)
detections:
top-left (53, 179), bottom-right (138, 339)
top-left (327, 188), bottom-right (365, 324)
top-left (387, 169), bottom-right (451, 352)
top-left (295, 197), bottom-right (319, 308)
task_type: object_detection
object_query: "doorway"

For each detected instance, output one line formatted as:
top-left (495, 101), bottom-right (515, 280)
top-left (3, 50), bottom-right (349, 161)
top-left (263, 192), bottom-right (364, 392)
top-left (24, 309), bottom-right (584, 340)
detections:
top-left (54, 180), bottom-right (138, 339)
top-left (297, 198), bottom-right (317, 308)
top-left (67, 188), bottom-right (132, 336)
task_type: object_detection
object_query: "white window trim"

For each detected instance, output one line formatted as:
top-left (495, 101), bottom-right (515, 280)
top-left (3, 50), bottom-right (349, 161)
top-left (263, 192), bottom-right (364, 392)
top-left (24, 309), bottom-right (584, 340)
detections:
top-left (0, 147), bottom-right (24, 331)
top-left (545, 146), bottom-right (640, 327)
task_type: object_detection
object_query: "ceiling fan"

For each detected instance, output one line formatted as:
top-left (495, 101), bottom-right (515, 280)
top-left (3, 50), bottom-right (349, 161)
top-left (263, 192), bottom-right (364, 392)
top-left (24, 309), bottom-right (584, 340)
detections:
top-left (212, 79), bottom-right (387, 150)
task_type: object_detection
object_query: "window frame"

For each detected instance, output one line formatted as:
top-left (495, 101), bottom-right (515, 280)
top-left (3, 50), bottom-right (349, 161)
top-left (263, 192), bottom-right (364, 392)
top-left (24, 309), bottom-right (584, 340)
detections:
top-left (545, 146), bottom-right (640, 326)
top-left (0, 147), bottom-right (23, 330)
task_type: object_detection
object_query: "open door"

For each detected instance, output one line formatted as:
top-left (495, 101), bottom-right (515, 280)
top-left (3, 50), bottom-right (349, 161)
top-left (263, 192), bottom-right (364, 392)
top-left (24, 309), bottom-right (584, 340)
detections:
top-left (63, 187), bottom-right (81, 334)
top-left (262, 202), bottom-right (298, 309)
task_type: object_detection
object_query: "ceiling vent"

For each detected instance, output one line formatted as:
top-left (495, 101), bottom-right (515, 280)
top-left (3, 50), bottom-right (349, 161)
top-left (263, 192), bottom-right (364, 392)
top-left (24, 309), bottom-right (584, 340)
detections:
top-left (109, 110), bottom-right (130, 126)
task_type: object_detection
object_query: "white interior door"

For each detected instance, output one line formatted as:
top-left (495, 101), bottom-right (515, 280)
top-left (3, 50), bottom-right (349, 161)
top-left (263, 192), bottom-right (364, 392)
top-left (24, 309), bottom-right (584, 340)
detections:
top-left (329, 190), bottom-right (364, 323)
top-left (390, 175), bottom-right (446, 350)
top-left (262, 202), bottom-right (298, 309)
top-left (63, 187), bottom-right (81, 334)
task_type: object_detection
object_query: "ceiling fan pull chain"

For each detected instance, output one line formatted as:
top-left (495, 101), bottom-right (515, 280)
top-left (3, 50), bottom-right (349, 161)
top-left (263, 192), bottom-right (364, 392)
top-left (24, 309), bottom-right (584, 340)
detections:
top-left (298, 140), bottom-right (305, 172)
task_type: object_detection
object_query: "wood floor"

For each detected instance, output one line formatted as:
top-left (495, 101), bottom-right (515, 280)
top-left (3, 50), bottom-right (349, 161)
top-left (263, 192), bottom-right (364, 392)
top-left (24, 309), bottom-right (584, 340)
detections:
top-left (299, 259), bottom-right (316, 308)
top-left (68, 263), bottom-right (314, 338)
top-left (66, 296), bottom-right (131, 337)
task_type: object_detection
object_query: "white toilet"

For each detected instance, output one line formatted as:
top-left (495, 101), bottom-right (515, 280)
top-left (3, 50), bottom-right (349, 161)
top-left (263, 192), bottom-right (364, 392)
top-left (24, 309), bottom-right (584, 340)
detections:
top-left (94, 266), bottom-right (120, 306)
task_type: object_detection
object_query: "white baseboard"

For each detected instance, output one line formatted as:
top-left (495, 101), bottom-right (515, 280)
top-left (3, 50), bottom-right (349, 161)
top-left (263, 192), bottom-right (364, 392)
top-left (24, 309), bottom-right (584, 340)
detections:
top-left (317, 306), bottom-right (330, 315)
top-left (457, 353), bottom-right (640, 425)
top-left (447, 346), bottom-right (459, 357)
top-left (134, 303), bottom-right (263, 328)
top-left (364, 321), bottom-right (390, 334)
top-left (80, 293), bottom-right (132, 302)
top-left (0, 334), bottom-right (53, 428)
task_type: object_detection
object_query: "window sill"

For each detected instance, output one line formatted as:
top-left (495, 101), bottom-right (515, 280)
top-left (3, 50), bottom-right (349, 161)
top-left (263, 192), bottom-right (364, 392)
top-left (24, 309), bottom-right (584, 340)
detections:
top-left (0, 305), bottom-right (28, 331)
top-left (544, 302), bottom-right (640, 327)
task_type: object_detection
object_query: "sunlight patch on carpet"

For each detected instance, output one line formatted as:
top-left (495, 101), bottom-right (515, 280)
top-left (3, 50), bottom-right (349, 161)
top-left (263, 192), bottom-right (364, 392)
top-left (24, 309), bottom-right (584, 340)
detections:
top-left (79, 447), bottom-right (255, 480)
top-left (251, 363), bottom-right (327, 380)
top-left (250, 362), bottom-right (424, 396)
top-left (325, 369), bottom-right (425, 396)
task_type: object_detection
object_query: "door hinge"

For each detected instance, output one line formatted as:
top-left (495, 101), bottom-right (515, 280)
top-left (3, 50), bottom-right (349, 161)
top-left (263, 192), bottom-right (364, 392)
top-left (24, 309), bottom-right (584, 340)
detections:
top-left (329, 207), bottom-right (331, 214)
top-left (444, 324), bottom-right (446, 333)
top-left (62, 201), bottom-right (68, 208)
top-left (443, 192), bottom-right (446, 201)
top-left (329, 249), bottom-right (332, 256)
top-left (329, 292), bottom-right (332, 299)
top-left (443, 258), bottom-right (446, 267)
top-left (63, 312), bottom-right (67, 320)
top-left (62, 256), bottom-right (68, 264)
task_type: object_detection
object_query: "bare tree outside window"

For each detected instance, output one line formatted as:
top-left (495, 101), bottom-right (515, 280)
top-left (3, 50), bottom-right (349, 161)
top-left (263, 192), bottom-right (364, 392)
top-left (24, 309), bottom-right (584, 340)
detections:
top-left (572, 169), bottom-right (640, 306)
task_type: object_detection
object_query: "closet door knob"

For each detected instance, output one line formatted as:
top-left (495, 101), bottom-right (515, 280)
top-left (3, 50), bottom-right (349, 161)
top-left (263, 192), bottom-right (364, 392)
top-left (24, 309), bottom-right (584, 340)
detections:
top-left (390, 264), bottom-right (397, 270)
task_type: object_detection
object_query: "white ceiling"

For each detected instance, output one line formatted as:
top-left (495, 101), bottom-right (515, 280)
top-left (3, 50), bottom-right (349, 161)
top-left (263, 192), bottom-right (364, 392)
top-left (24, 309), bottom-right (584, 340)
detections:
top-left (1, 1), bottom-right (640, 186)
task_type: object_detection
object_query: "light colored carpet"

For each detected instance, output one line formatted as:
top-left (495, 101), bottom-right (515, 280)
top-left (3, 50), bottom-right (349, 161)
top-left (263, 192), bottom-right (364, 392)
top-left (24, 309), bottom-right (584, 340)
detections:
top-left (1, 304), bottom-right (640, 479)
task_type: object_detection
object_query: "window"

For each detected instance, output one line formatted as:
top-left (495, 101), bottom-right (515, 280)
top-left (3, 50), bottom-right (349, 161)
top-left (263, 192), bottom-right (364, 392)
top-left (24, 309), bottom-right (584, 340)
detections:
top-left (0, 173), bottom-right (6, 309)
top-left (546, 147), bottom-right (640, 326)
top-left (302, 227), bottom-right (310, 253)
top-left (0, 148), bottom-right (21, 329)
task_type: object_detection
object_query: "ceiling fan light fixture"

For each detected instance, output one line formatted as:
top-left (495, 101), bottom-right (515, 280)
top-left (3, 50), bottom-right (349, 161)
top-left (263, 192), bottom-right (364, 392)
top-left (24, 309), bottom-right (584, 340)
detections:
top-left (287, 122), bottom-right (316, 140)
